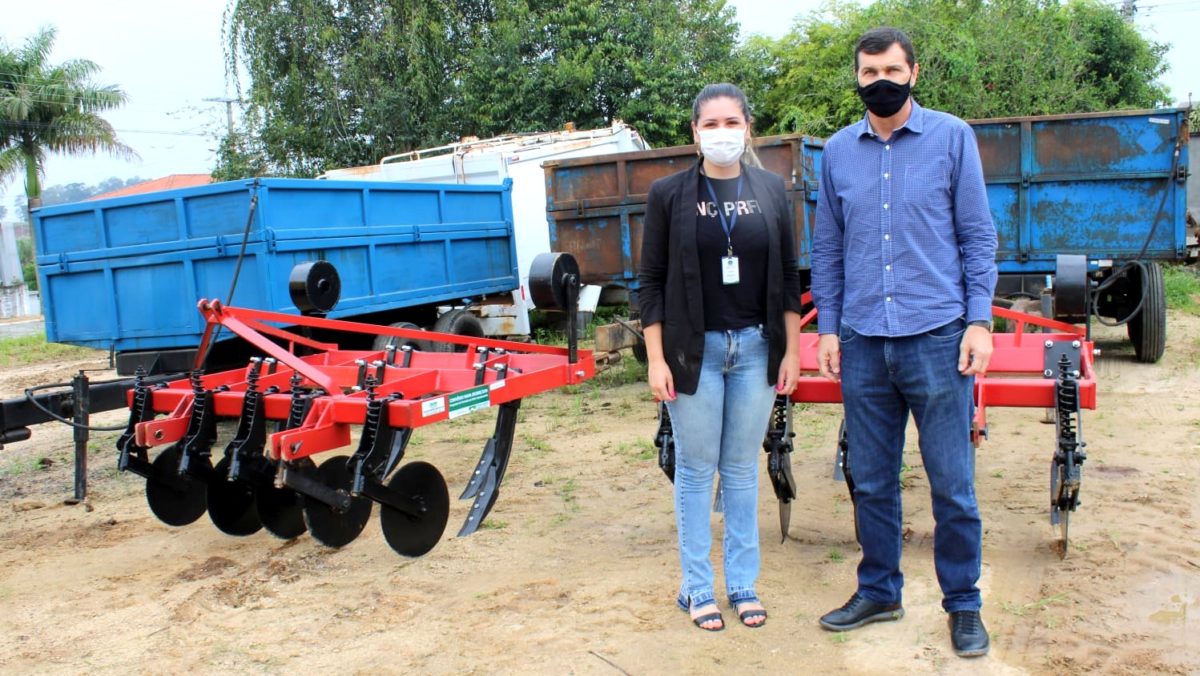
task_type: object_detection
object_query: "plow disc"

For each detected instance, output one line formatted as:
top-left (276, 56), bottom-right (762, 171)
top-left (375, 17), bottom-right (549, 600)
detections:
top-left (207, 456), bottom-right (263, 536)
top-left (255, 457), bottom-right (315, 539)
top-left (380, 461), bottom-right (451, 557)
top-left (303, 457), bottom-right (373, 548)
top-left (144, 444), bottom-right (210, 527)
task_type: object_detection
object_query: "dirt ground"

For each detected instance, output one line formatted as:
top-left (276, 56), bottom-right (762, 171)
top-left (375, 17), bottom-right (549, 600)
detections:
top-left (0, 314), bottom-right (1197, 675)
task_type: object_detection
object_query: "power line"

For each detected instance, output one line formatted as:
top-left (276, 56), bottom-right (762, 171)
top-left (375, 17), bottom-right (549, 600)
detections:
top-left (4, 119), bottom-right (211, 138)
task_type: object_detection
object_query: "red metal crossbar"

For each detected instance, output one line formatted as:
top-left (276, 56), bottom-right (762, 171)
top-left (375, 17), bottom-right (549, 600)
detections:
top-left (789, 294), bottom-right (1097, 446)
top-left (132, 300), bottom-right (595, 462)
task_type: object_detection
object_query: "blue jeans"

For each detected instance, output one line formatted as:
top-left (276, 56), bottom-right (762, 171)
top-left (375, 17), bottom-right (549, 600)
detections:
top-left (838, 318), bottom-right (982, 612)
top-left (667, 326), bottom-right (776, 609)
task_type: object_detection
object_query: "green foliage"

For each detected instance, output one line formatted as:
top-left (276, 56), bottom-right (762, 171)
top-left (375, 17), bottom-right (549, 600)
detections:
top-left (757, 0), bottom-right (1170, 138)
top-left (223, 0), bottom-right (1171, 174)
top-left (0, 27), bottom-right (134, 205)
top-left (16, 237), bottom-right (36, 291)
top-left (38, 177), bottom-right (146, 206)
top-left (1163, 264), bottom-right (1200, 316)
top-left (222, 0), bottom-right (743, 174)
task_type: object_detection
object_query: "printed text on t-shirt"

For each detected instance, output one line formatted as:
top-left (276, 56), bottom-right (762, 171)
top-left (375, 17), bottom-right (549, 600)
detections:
top-left (697, 199), bottom-right (762, 218)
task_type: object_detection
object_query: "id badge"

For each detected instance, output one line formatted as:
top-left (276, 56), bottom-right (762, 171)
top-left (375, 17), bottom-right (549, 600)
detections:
top-left (721, 256), bottom-right (740, 285)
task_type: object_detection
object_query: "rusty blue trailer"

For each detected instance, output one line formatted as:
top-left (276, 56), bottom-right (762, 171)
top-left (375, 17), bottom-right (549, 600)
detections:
top-left (972, 108), bottom-right (1192, 362)
top-left (543, 134), bottom-right (824, 302)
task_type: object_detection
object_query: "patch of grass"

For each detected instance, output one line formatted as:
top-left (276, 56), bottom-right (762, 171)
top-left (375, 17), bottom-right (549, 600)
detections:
top-left (0, 333), bottom-right (98, 368)
top-left (1001, 593), bottom-right (1068, 617)
top-left (990, 470), bottom-right (1004, 479)
top-left (557, 477), bottom-right (580, 512)
top-left (479, 519), bottom-right (508, 530)
top-left (617, 439), bottom-right (657, 462)
top-left (827, 548), bottom-right (845, 562)
top-left (829, 632), bottom-right (850, 644)
top-left (1163, 264), bottom-right (1200, 315)
top-left (595, 355), bottom-right (648, 387)
top-left (522, 433), bottom-right (552, 454)
top-left (0, 455), bottom-right (53, 478)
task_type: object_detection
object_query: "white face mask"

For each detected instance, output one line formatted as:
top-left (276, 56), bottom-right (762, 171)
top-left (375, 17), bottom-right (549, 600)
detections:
top-left (698, 127), bottom-right (746, 167)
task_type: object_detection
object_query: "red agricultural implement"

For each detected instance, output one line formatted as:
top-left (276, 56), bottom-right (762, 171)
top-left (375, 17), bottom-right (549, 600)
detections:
top-left (655, 296), bottom-right (1097, 556)
top-left (114, 253), bottom-right (591, 557)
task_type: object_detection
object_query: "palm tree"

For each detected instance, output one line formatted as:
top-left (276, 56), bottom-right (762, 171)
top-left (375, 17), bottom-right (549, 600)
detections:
top-left (0, 26), bottom-right (135, 211)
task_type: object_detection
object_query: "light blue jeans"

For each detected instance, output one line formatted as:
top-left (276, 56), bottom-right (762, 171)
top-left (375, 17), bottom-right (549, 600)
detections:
top-left (667, 326), bottom-right (776, 609)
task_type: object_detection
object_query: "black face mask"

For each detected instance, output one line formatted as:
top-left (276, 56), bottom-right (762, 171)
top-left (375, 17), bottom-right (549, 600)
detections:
top-left (857, 78), bottom-right (911, 118)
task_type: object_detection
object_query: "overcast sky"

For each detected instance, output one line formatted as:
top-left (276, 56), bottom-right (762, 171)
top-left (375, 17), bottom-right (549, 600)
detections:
top-left (2, 0), bottom-right (1196, 204)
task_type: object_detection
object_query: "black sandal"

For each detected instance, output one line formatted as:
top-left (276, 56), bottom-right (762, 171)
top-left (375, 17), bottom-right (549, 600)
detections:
top-left (678, 594), bottom-right (725, 632)
top-left (731, 595), bottom-right (768, 628)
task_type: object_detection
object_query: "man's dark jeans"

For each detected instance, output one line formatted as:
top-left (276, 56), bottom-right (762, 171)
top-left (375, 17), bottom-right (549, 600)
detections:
top-left (838, 317), bottom-right (983, 612)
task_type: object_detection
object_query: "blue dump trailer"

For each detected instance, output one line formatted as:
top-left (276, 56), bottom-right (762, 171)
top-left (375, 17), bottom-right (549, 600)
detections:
top-left (973, 108), bottom-right (1193, 362)
top-left (33, 178), bottom-right (518, 373)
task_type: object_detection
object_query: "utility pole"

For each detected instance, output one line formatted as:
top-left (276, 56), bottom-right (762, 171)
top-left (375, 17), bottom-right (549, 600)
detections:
top-left (203, 97), bottom-right (241, 134)
top-left (1120, 0), bottom-right (1136, 21)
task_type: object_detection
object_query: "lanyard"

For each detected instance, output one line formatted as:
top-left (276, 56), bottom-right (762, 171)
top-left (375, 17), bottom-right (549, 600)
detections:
top-left (704, 175), bottom-right (743, 256)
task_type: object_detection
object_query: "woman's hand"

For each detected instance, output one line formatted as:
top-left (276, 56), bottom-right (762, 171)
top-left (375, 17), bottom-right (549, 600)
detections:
top-left (776, 350), bottom-right (800, 395)
top-left (648, 359), bottom-right (676, 402)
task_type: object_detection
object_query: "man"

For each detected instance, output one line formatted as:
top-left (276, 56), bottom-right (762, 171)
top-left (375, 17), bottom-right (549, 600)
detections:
top-left (811, 27), bottom-right (998, 658)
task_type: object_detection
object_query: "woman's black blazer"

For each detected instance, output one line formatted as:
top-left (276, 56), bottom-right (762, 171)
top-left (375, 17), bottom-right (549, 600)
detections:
top-left (638, 160), bottom-right (804, 396)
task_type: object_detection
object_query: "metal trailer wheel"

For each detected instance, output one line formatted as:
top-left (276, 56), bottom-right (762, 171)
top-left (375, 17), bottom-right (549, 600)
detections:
top-left (430, 309), bottom-right (485, 353)
top-left (1127, 262), bottom-right (1166, 363)
top-left (371, 321), bottom-right (433, 353)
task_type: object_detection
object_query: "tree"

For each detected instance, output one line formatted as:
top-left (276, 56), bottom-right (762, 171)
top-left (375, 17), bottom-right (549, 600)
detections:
top-left (754, 0), bottom-right (1171, 138)
top-left (0, 26), bottom-right (135, 211)
top-left (38, 176), bottom-right (146, 206)
top-left (17, 237), bottom-right (37, 291)
top-left (221, 0), bottom-right (743, 176)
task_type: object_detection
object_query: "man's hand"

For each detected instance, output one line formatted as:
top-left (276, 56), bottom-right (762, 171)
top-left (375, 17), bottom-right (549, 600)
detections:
top-left (817, 334), bottom-right (841, 382)
top-left (648, 359), bottom-right (676, 401)
top-left (958, 325), bottom-right (993, 376)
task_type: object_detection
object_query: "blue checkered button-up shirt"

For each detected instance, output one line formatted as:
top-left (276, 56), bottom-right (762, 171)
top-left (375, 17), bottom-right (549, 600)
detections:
top-left (812, 101), bottom-right (998, 337)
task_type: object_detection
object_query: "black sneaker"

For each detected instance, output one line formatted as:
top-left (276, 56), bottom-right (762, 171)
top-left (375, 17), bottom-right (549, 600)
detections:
top-left (949, 610), bottom-right (990, 657)
top-left (819, 593), bottom-right (904, 631)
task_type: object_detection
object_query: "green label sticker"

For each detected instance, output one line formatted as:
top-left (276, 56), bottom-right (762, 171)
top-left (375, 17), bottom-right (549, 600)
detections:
top-left (447, 385), bottom-right (490, 419)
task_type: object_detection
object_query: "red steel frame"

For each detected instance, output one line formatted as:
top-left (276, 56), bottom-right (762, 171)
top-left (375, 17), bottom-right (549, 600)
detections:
top-left (131, 300), bottom-right (595, 462)
top-left (789, 294), bottom-right (1097, 446)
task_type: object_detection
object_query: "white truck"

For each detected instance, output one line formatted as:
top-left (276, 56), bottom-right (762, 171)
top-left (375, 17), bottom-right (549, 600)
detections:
top-left (322, 122), bottom-right (648, 338)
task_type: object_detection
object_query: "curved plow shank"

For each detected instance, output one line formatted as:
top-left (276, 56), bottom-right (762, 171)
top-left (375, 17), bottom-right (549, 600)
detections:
top-left (459, 401), bottom-right (520, 536)
top-left (763, 395), bottom-right (797, 542)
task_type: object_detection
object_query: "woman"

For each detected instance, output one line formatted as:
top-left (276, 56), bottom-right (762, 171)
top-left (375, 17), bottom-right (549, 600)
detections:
top-left (639, 83), bottom-right (803, 631)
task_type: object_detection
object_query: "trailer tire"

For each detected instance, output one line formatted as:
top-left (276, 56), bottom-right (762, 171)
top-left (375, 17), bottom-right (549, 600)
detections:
top-left (631, 339), bottom-right (648, 364)
top-left (1127, 262), bottom-right (1166, 363)
top-left (371, 322), bottom-right (432, 353)
top-left (431, 309), bottom-right (484, 352)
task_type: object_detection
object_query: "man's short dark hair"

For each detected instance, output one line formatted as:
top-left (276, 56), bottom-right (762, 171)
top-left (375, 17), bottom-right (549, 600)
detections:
top-left (854, 27), bottom-right (915, 70)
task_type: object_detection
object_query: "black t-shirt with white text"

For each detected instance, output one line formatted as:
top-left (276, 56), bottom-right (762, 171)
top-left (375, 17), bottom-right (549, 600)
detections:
top-left (695, 173), bottom-right (768, 331)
